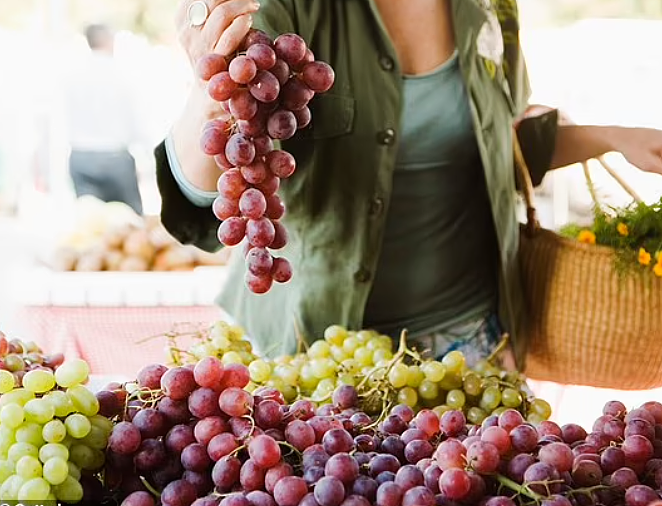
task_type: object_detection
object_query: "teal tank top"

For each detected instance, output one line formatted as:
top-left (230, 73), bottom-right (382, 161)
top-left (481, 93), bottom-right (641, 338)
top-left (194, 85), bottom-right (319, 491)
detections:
top-left (363, 52), bottom-right (499, 338)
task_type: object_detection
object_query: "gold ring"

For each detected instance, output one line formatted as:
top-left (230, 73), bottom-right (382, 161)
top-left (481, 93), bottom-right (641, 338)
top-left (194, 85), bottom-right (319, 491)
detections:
top-left (187, 1), bottom-right (210, 28)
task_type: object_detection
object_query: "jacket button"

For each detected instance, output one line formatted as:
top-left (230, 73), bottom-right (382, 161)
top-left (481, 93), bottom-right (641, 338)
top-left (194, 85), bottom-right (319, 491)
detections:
top-left (377, 128), bottom-right (396, 146)
top-left (369, 197), bottom-right (384, 217)
top-left (354, 268), bottom-right (371, 283)
top-left (379, 55), bottom-right (395, 71)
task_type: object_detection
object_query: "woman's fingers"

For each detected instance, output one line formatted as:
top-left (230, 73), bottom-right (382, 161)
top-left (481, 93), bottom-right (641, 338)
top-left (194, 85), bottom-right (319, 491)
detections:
top-left (202, 0), bottom-right (259, 53)
top-left (215, 13), bottom-right (254, 56)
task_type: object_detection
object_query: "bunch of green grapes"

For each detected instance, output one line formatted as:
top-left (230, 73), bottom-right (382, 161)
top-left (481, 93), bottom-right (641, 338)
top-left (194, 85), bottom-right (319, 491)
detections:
top-left (0, 331), bottom-right (65, 388)
top-left (245, 325), bottom-right (551, 423)
top-left (0, 358), bottom-right (110, 502)
top-left (167, 321), bottom-right (259, 367)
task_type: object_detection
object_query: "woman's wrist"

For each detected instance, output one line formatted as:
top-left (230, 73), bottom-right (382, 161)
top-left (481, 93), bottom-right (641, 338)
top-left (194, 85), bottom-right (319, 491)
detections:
top-left (171, 83), bottom-right (225, 192)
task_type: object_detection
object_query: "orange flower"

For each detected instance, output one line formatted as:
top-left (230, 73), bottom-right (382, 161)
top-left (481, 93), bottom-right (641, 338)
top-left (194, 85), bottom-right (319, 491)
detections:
top-left (639, 248), bottom-right (652, 266)
top-left (654, 263), bottom-right (662, 277)
top-left (578, 230), bottom-right (596, 245)
top-left (617, 222), bottom-right (629, 236)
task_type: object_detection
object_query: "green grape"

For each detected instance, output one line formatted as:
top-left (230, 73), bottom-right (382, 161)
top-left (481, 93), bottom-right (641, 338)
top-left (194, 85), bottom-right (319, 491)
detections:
top-left (340, 359), bottom-right (360, 374)
top-left (397, 387), bottom-right (418, 407)
top-left (438, 373), bottom-right (463, 391)
top-left (43, 391), bottom-right (74, 418)
top-left (39, 444), bottom-right (69, 463)
top-left (298, 364), bottom-right (318, 391)
top-left (238, 351), bottom-right (254, 364)
top-left (273, 355), bottom-right (291, 366)
top-left (8, 442), bottom-right (39, 463)
top-left (64, 414), bottom-right (91, 439)
top-left (441, 350), bottom-right (466, 372)
top-left (342, 337), bottom-right (360, 355)
top-left (42, 457), bottom-right (68, 486)
top-left (0, 474), bottom-right (25, 500)
top-left (88, 414), bottom-right (113, 437)
top-left (308, 340), bottom-right (331, 358)
top-left (66, 462), bottom-right (81, 480)
top-left (0, 370), bottom-right (15, 393)
top-left (418, 380), bottom-right (439, 401)
top-left (310, 358), bottom-right (336, 379)
top-left (0, 426), bottom-right (16, 454)
top-left (70, 444), bottom-right (100, 470)
top-left (388, 363), bottom-right (409, 389)
top-left (491, 406), bottom-right (508, 416)
top-left (316, 378), bottom-right (335, 396)
top-left (23, 399), bottom-right (55, 425)
top-left (421, 361), bottom-right (446, 382)
top-left (355, 330), bottom-right (373, 344)
top-left (281, 385), bottom-right (297, 403)
top-left (467, 406), bottom-right (488, 425)
top-left (211, 330), bottom-right (231, 350)
top-left (479, 386), bottom-right (502, 412)
top-left (42, 420), bottom-right (67, 444)
top-left (16, 422), bottom-right (45, 447)
top-left (372, 348), bottom-right (392, 363)
top-left (265, 378), bottom-right (286, 393)
top-left (66, 386), bottom-right (99, 417)
top-left (60, 435), bottom-right (75, 450)
top-left (324, 325), bottom-right (348, 346)
top-left (0, 389), bottom-right (35, 408)
top-left (353, 347), bottom-right (373, 367)
top-left (432, 405), bottom-right (452, 418)
top-left (0, 459), bottom-right (14, 484)
top-left (406, 366), bottom-right (425, 388)
top-left (462, 372), bottom-right (483, 397)
top-left (54, 359), bottom-right (89, 388)
top-left (501, 388), bottom-right (523, 408)
top-left (366, 337), bottom-right (385, 351)
top-left (227, 325), bottom-right (246, 341)
top-left (330, 346), bottom-right (349, 362)
top-left (221, 351), bottom-right (243, 365)
top-left (273, 364), bottom-right (298, 385)
top-left (337, 374), bottom-right (356, 386)
top-left (446, 389), bottom-right (466, 409)
top-left (15, 455), bottom-right (42, 479)
top-left (0, 403), bottom-right (25, 429)
top-left (530, 398), bottom-right (552, 419)
top-left (248, 359), bottom-right (271, 383)
top-left (527, 413), bottom-right (545, 425)
top-left (4, 355), bottom-right (25, 372)
top-left (18, 476), bottom-right (51, 500)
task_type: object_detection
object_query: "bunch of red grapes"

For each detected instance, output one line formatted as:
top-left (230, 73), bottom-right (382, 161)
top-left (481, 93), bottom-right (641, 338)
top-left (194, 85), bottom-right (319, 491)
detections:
top-left (196, 30), bottom-right (335, 294)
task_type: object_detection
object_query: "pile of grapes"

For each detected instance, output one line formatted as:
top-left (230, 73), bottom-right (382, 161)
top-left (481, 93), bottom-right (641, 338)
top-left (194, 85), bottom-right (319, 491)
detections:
top-left (0, 355), bottom-right (110, 502)
top-left (101, 356), bottom-right (662, 506)
top-left (196, 29), bottom-right (335, 294)
top-left (0, 331), bottom-right (65, 387)
top-left (163, 321), bottom-right (550, 426)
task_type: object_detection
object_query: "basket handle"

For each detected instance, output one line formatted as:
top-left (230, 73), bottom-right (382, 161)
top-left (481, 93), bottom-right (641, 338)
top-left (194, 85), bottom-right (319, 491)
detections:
top-left (513, 128), bottom-right (644, 236)
top-left (512, 129), bottom-right (539, 237)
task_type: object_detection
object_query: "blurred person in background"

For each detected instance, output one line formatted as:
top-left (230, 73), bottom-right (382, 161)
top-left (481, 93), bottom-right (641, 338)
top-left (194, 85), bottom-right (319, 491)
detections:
top-left (63, 23), bottom-right (144, 215)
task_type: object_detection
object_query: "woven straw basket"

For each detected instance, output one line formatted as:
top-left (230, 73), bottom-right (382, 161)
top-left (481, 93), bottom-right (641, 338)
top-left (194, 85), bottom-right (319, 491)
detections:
top-left (514, 137), bottom-right (662, 390)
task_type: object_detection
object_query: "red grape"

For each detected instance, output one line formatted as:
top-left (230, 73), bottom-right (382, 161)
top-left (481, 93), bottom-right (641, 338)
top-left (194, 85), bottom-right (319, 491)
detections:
top-left (218, 168), bottom-right (249, 199)
top-left (208, 71), bottom-right (237, 101)
top-left (302, 61), bottom-right (335, 92)
top-left (265, 194), bottom-right (286, 220)
top-left (267, 109), bottom-right (298, 140)
top-left (254, 172), bottom-right (280, 196)
top-left (208, 433), bottom-right (238, 461)
top-left (193, 356), bottom-right (225, 389)
top-left (269, 221), bottom-right (288, 250)
top-left (229, 88), bottom-right (259, 121)
top-left (293, 106), bottom-right (312, 129)
top-left (242, 29), bottom-right (274, 50)
top-left (285, 419), bottom-right (316, 451)
top-left (137, 363), bottom-right (168, 390)
top-left (247, 217), bottom-right (276, 248)
top-left (253, 135), bottom-right (274, 156)
top-left (314, 476), bottom-right (345, 506)
top-left (247, 247), bottom-right (274, 276)
top-left (274, 33), bottom-right (307, 67)
top-left (271, 59), bottom-right (291, 85)
top-left (438, 469), bottom-right (471, 501)
top-left (200, 126), bottom-right (229, 156)
top-left (281, 79), bottom-right (314, 111)
top-left (218, 387), bottom-right (254, 417)
top-left (217, 217), bottom-right (247, 246)
top-left (246, 272), bottom-right (273, 294)
top-left (239, 188), bottom-right (268, 219)
top-left (266, 150), bottom-right (296, 179)
top-left (164, 424), bottom-right (196, 454)
top-left (229, 55), bottom-right (258, 84)
top-left (196, 53), bottom-right (228, 81)
top-left (249, 70), bottom-right (281, 103)
top-left (226, 133), bottom-right (256, 166)
top-left (109, 422), bottom-right (142, 455)
top-left (271, 258), bottom-right (292, 283)
top-left (247, 43), bottom-right (277, 70)
top-left (466, 441), bottom-right (500, 474)
top-left (274, 476), bottom-right (309, 506)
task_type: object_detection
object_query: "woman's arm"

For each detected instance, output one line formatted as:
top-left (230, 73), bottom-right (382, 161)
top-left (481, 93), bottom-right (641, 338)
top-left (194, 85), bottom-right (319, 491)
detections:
top-left (551, 124), bottom-right (662, 175)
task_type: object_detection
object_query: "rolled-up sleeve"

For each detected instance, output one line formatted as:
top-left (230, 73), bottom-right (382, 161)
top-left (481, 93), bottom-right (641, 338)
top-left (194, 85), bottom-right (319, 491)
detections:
top-left (516, 109), bottom-right (559, 187)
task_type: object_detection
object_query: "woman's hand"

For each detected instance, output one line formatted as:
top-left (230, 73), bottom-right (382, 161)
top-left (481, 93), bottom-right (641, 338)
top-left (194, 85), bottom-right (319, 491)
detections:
top-left (171, 0), bottom-right (260, 193)
top-left (610, 127), bottom-right (662, 175)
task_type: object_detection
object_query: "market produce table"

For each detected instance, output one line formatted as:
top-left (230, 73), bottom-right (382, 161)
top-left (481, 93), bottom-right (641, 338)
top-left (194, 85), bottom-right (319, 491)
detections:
top-left (13, 266), bottom-right (229, 377)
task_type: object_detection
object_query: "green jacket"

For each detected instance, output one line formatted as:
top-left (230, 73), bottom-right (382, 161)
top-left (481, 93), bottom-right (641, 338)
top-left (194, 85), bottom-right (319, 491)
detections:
top-left (155, 0), bottom-right (558, 367)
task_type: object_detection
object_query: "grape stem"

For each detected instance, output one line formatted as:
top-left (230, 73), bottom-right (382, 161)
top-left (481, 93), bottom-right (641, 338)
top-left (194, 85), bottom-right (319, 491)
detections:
top-left (494, 474), bottom-right (545, 502)
top-left (566, 484), bottom-right (616, 498)
top-left (486, 333), bottom-right (510, 364)
top-left (139, 475), bottom-right (162, 498)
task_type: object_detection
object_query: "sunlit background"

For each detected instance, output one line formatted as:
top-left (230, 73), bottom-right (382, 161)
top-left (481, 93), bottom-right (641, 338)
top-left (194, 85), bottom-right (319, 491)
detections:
top-left (0, 0), bottom-right (662, 425)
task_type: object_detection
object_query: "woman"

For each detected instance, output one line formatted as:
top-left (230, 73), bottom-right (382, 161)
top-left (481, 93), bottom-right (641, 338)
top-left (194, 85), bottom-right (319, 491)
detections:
top-left (155, 0), bottom-right (662, 368)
